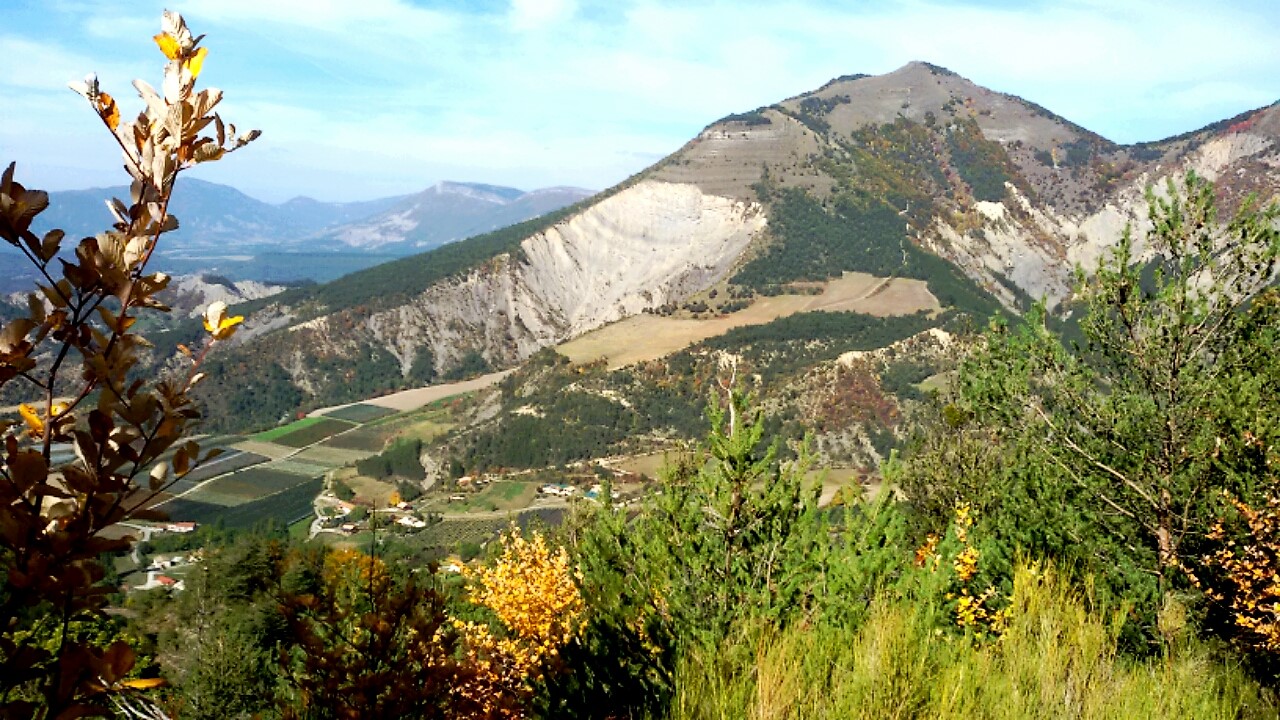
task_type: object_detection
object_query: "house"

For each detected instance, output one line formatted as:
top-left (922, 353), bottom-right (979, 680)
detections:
top-left (539, 484), bottom-right (578, 497)
top-left (165, 521), bottom-right (197, 533)
top-left (135, 571), bottom-right (185, 592)
top-left (585, 484), bottom-right (621, 501)
top-left (396, 516), bottom-right (427, 529)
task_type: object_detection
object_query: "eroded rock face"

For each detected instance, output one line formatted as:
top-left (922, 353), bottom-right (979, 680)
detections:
top-left (163, 275), bottom-right (286, 317)
top-left (926, 130), bottom-right (1279, 309)
top-left (356, 180), bottom-right (765, 374)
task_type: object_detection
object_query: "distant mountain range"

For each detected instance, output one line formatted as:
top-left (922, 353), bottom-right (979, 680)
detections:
top-left (318, 182), bottom-right (594, 252)
top-left (0, 178), bottom-right (593, 291)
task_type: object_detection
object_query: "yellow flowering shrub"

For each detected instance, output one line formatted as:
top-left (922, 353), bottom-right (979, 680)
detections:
top-left (456, 528), bottom-right (586, 718)
top-left (920, 502), bottom-right (1009, 636)
top-left (1194, 493), bottom-right (1280, 654)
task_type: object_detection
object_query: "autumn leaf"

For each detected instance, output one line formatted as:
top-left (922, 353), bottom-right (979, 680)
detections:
top-left (18, 402), bottom-right (44, 438)
top-left (201, 300), bottom-right (244, 340)
top-left (96, 92), bottom-right (120, 131)
top-left (184, 47), bottom-right (208, 79)
top-left (153, 32), bottom-right (180, 60)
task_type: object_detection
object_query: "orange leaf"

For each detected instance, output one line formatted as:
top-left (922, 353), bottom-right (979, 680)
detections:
top-left (18, 403), bottom-right (44, 437)
top-left (97, 92), bottom-right (120, 131)
top-left (153, 32), bottom-right (180, 60)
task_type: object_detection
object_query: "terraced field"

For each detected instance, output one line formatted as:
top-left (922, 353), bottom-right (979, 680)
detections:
top-left (272, 418), bottom-right (356, 447)
top-left (323, 403), bottom-right (399, 424)
top-left (164, 479), bottom-right (325, 528)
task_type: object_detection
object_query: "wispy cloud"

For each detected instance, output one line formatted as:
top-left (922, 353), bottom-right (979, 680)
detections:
top-left (0, 0), bottom-right (1275, 202)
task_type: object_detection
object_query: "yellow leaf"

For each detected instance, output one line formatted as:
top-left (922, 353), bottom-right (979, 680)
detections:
top-left (209, 314), bottom-right (243, 340)
top-left (121, 677), bottom-right (167, 690)
top-left (18, 403), bottom-right (44, 437)
top-left (185, 47), bottom-right (208, 79)
top-left (153, 32), bottom-right (180, 60)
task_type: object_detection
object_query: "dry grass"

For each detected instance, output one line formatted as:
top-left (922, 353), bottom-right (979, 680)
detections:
top-left (612, 452), bottom-right (675, 480)
top-left (350, 370), bottom-right (512, 413)
top-left (557, 273), bottom-right (939, 369)
top-left (343, 474), bottom-right (398, 507)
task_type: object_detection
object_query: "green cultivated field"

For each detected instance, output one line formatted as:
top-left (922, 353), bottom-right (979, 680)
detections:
top-left (164, 478), bottom-right (324, 528)
top-left (253, 416), bottom-right (326, 442)
top-left (320, 427), bottom-right (388, 452)
top-left (323, 403), bottom-right (398, 424)
top-left (273, 418), bottom-right (356, 447)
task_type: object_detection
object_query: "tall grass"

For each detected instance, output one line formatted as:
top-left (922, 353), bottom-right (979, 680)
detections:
top-left (665, 565), bottom-right (1274, 720)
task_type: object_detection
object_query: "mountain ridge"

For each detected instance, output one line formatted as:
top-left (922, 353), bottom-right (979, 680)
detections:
top-left (154, 61), bottom-right (1279, 438)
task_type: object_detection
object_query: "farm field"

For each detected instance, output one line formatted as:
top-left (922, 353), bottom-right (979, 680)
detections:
top-left (252, 416), bottom-right (328, 443)
top-left (164, 479), bottom-right (325, 529)
top-left (230, 440), bottom-right (298, 460)
top-left (557, 272), bottom-right (939, 369)
top-left (166, 450), bottom-right (269, 494)
top-left (292, 445), bottom-right (372, 467)
top-left (322, 403), bottom-right (399, 424)
top-left (320, 428), bottom-right (388, 453)
top-left (340, 471), bottom-right (398, 507)
top-left (431, 481), bottom-right (541, 514)
top-left (611, 452), bottom-right (673, 480)
top-left (320, 406), bottom-right (453, 452)
top-left (357, 370), bottom-right (511, 412)
top-left (272, 418), bottom-right (357, 448)
top-left (182, 466), bottom-right (314, 506)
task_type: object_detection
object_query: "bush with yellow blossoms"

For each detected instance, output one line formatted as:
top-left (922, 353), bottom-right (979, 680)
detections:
top-left (915, 502), bottom-right (1009, 637)
top-left (1193, 492), bottom-right (1280, 658)
top-left (0, 11), bottom-right (256, 716)
top-left (455, 527), bottom-right (586, 719)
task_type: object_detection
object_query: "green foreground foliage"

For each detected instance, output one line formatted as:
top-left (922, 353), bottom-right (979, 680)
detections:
top-left (667, 565), bottom-right (1271, 720)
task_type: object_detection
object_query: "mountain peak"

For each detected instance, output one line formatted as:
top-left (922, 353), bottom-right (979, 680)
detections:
top-left (427, 181), bottom-right (525, 204)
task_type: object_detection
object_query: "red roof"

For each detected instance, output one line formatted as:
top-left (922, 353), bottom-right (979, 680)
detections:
top-left (156, 575), bottom-right (177, 586)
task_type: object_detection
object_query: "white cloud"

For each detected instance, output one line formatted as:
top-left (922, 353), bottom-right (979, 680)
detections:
top-left (509, 0), bottom-right (578, 32)
top-left (3, 0), bottom-right (1276, 199)
top-left (182, 0), bottom-right (456, 35)
top-left (0, 36), bottom-right (145, 92)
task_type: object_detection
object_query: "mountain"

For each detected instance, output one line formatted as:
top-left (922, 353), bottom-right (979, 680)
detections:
top-left (164, 62), bottom-right (1277, 455)
top-left (29, 179), bottom-right (406, 252)
top-left (5, 179), bottom-right (594, 290)
top-left (318, 182), bottom-right (594, 252)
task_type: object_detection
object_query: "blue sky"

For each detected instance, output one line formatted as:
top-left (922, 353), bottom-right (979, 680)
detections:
top-left (1, 0), bottom-right (1277, 202)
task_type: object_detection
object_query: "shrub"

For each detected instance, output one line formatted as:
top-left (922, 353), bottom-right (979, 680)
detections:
top-left (0, 11), bottom-right (257, 716)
